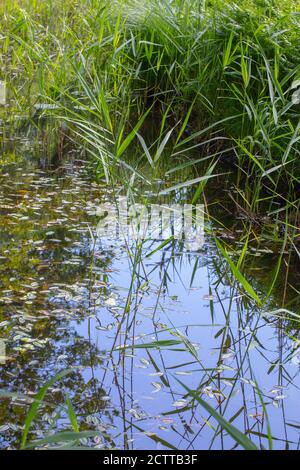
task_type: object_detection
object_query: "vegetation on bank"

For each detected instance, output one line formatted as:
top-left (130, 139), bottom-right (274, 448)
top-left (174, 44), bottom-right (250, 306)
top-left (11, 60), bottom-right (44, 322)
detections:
top-left (1, 0), bottom-right (299, 306)
top-left (1, 1), bottom-right (299, 206)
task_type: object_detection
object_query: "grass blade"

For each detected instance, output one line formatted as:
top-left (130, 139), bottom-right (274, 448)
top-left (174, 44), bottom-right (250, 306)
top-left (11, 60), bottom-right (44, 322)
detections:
top-left (21, 369), bottom-right (75, 449)
top-left (176, 379), bottom-right (258, 450)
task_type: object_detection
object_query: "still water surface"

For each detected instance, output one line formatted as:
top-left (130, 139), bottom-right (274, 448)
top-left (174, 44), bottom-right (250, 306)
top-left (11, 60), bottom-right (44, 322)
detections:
top-left (0, 156), bottom-right (299, 450)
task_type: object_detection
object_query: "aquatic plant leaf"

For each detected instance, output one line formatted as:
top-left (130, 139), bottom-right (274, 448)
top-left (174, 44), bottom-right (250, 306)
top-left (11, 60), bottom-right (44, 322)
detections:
top-left (176, 379), bottom-right (258, 450)
top-left (66, 397), bottom-right (79, 433)
top-left (115, 340), bottom-right (182, 350)
top-left (21, 369), bottom-right (75, 449)
top-left (159, 174), bottom-right (220, 196)
top-left (117, 106), bottom-right (153, 158)
top-left (215, 239), bottom-right (262, 306)
top-left (125, 420), bottom-right (177, 450)
top-left (25, 431), bottom-right (103, 449)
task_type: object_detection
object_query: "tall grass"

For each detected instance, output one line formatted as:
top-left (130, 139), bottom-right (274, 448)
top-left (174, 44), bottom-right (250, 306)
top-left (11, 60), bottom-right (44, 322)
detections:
top-left (1, 0), bottom-right (299, 296)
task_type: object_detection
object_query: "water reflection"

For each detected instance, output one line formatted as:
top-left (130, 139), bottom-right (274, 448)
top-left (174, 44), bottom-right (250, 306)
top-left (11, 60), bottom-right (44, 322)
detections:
top-left (0, 158), bottom-right (299, 450)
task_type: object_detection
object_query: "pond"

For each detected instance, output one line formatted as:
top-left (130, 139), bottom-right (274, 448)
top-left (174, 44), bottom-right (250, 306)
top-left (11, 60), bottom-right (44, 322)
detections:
top-left (0, 147), bottom-right (300, 450)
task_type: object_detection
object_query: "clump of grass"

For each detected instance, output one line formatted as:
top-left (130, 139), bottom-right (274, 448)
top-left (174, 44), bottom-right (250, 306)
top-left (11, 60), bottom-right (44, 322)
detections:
top-left (1, 1), bottom-right (299, 180)
top-left (1, 0), bottom-right (299, 291)
top-left (0, 2), bottom-right (299, 276)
